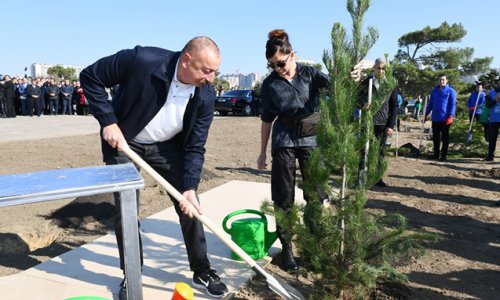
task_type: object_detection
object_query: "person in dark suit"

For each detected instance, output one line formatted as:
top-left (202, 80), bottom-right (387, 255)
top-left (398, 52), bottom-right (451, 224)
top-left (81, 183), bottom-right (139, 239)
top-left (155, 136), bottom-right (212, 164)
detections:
top-left (358, 58), bottom-right (399, 187)
top-left (1, 75), bottom-right (17, 117)
top-left (26, 78), bottom-right (42, 116)
top-left (61, 79), bottom-right (74, 114)
top-left (80, 36), bottom-right (227, 299)
top-left (46, 78), bottom-right (60, 115)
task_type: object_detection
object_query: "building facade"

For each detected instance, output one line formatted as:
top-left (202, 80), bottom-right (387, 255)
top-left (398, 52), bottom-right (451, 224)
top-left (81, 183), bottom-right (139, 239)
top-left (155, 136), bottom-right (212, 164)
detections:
top-left (31, 63), bottom-right (85, 79)
top-left (220, 72), bottom-right (264, 89)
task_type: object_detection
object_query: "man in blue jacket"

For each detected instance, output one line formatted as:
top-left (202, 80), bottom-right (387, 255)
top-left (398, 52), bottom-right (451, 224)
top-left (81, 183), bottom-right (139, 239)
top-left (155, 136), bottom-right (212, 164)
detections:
top-left (80, 37), bottom-right (228, 299)
top-left (467, 81), bottom-right (485, 123)
top-left (424, 73), bottom-right (457, 161)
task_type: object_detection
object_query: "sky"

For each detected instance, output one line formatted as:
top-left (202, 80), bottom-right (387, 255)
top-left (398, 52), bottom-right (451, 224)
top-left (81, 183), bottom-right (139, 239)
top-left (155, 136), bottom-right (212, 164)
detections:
top-left (1, 0), bottom-right (498, 78)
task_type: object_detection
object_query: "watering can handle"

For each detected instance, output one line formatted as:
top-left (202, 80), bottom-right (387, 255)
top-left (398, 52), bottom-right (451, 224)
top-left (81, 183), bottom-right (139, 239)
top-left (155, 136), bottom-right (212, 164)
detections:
top-left (222, 209), bottom-right (266, 233)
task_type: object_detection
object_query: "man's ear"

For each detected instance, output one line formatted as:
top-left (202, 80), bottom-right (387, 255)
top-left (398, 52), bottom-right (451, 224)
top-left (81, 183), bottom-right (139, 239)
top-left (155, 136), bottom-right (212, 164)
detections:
top-left (180, 52), bottom-right (191, 68)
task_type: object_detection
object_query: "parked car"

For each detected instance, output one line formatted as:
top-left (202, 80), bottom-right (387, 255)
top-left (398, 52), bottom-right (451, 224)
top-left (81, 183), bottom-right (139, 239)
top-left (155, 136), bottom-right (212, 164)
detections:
top-left (215, 89), bottom-right (255, 116)
top-left (405, 99), bottom-right (416, 113)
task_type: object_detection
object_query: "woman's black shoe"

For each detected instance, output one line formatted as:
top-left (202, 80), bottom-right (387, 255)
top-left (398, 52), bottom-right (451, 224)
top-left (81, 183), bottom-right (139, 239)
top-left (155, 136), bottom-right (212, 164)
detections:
top-left (281, 244), bottom-right (298, 271)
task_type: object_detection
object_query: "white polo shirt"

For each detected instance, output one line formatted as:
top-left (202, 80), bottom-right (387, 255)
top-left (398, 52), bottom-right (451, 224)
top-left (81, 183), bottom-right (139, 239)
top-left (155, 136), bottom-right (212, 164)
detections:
top-left (133, 61), bottom-right (195, 144)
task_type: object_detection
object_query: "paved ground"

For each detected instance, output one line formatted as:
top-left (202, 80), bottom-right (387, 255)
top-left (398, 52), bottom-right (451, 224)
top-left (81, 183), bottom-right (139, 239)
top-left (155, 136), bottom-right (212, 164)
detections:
top-left (0, 115), bottom-right (100, 143)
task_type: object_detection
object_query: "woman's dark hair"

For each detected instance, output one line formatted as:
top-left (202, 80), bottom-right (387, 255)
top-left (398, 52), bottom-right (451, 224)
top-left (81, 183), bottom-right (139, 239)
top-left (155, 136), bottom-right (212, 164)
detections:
top-left (265, 29), bottom-right (292, 59)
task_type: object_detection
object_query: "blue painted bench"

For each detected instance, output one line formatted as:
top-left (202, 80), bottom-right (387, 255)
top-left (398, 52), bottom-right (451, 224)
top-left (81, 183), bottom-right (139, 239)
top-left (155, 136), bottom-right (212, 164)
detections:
top-left (0, 163), bottom-right (145, 299)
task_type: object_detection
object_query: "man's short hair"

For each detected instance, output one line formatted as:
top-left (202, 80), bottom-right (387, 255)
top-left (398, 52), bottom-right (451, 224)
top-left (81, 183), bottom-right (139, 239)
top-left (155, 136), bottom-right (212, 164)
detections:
top-left (374, 57), bottom-right (386, 66)
top-left (438, 73), bottom-right (447, 79)
top-left (182, 36), bottom-right (220, 55)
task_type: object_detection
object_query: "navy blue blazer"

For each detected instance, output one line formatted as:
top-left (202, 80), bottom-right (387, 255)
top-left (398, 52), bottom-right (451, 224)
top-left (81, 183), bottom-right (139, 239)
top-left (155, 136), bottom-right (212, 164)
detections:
top-left (80, 46), bottom-right (216, 190)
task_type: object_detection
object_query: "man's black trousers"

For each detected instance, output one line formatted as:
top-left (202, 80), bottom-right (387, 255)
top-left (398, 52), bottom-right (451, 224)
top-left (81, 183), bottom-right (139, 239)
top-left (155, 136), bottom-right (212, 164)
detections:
top-left (103, 138), bottom-right (211, 275)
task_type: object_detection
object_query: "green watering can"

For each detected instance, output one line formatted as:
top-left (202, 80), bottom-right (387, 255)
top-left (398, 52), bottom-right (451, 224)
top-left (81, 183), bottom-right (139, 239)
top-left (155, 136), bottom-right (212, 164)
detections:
top-left (222, 209), bottom-right (278, 261)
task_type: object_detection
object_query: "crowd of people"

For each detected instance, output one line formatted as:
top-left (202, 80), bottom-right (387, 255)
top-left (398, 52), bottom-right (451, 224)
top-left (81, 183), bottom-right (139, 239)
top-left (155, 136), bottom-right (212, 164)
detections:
top-left (0, 75), bottom-right (112, 118)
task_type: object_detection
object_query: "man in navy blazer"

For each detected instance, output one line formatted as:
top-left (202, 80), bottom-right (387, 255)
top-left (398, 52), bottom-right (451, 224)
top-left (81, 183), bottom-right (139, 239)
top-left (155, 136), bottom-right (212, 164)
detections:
top-left (80, 36), bottom-right (228, 298)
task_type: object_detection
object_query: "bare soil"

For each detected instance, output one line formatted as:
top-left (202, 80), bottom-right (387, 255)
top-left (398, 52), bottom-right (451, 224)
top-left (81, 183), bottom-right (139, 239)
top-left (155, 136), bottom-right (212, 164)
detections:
top-left (0, 117), bottom-right (499, 299)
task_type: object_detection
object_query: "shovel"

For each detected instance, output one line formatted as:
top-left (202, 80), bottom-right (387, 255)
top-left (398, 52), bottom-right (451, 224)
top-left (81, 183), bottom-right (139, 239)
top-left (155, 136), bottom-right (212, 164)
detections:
top-left (359, 78), bottom-right (373, 187)
top-left (395, 119), bottom-right (399, 158)
top-left (121, 145), bottom-right (305, 300)
top-left (417, 96), bottom-right (429, 157)
top-left (466, 91), bottom-right (482, 143)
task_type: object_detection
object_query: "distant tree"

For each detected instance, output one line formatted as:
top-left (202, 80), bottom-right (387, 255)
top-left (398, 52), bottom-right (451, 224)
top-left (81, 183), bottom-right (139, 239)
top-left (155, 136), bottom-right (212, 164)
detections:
top-left (478, 69), bottom-right (500, 90)
top-left (398, 22), bottom-right (466, 61)
top-left (393, 22), bottom-right (492, 99)
top-left (419, 47), bottom-right (493, 77)
top-left (47, 66), bottom-right (77, 81)
top-left (462, 57), bottom-right (495, 78)
top-left (252, 81), bottom-right (261, 97)
top-left (213, 71), bottom-right (229, 95)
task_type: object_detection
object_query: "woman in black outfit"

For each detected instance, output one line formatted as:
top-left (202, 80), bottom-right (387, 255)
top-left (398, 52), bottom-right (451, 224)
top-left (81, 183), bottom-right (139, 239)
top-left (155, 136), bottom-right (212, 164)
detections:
top-left (257, 29), bottom-right (329, 271)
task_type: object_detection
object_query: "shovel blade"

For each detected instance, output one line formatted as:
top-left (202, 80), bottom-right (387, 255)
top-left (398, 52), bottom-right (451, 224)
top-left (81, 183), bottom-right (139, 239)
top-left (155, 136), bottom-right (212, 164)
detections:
top-left (466, 132), bottom-right (473, 143)
top-left (267, 275), bottom-right (305, 300)
top-left (252, 265), bottom-right (305, 300)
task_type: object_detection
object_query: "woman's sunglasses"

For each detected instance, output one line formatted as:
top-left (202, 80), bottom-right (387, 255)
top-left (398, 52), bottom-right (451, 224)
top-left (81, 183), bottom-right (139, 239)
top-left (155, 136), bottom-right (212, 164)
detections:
top-left (267, 53), bottom-right (291, 69)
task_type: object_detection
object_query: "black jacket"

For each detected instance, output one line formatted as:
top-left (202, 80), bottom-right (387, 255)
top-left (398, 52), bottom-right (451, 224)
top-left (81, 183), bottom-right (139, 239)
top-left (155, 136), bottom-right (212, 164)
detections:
top-left (26, 84), bottom-right (41, 99)
top-left (359, 75), bottom-right (398, 129)
top-left (260, 64), bottom-right (329, 151)
top-left (46, 84), bottom-right (60, 100)
top-left (80, 46), bottom-right (216, 190)
top-left (2, 80), bottom-right (16, 100)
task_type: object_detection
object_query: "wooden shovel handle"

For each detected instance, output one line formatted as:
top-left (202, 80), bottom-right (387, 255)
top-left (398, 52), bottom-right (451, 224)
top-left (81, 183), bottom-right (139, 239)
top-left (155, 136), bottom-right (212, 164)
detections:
top-left (121, 145), bottom-right (258, 268)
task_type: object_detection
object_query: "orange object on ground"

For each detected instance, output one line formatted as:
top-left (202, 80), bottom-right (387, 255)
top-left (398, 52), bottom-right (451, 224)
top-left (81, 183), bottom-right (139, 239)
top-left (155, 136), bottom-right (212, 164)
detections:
top-left (172, 282), bottom-right (194, 300)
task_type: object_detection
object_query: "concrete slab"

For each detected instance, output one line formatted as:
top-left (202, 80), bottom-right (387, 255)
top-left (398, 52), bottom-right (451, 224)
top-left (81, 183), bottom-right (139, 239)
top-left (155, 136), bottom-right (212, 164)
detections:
top-left (0, 180), bottom-right (305, 299)
top-left (0, 115), bottom-right (99, 143)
